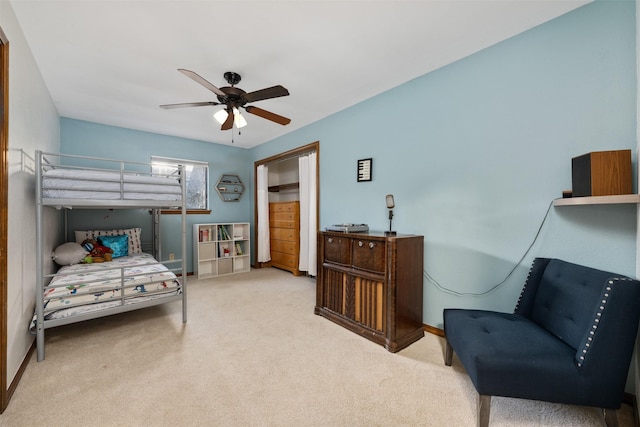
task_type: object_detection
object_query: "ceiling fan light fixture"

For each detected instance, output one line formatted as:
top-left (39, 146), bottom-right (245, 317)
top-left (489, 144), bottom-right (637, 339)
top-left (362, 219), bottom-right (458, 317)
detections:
top-left (213, 109), bottom-right (228, 125)
top-left (233, 108), bottom-right (247, 128)
top-left (214, 108), bottom-right (247, 129)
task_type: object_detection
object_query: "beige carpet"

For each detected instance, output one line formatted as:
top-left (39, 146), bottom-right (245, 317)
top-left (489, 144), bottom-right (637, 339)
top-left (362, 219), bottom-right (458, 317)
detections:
top-left (1, 268), bottom-right (635, 426)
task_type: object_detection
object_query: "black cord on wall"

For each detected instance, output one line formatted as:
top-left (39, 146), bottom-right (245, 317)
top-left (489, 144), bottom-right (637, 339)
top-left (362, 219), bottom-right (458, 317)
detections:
top-left (424, 200), bottom-right (553, 296)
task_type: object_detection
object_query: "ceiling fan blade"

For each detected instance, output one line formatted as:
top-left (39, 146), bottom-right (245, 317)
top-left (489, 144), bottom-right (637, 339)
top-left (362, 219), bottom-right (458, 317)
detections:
top-left (242, 85), bottom-right (289, 104)
top-left (244, 106), bottom-right (291, 126)
top-left (159, 101), bottom-right (220, 109)
top-left (178, 69), bottom-right (226, 97)
top-left (221, 109), bottom-right (234, 131)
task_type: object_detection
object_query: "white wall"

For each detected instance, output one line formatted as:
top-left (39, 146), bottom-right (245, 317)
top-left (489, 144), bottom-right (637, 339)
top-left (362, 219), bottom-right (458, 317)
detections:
top-left (0, 0), bottom-right (59, 383)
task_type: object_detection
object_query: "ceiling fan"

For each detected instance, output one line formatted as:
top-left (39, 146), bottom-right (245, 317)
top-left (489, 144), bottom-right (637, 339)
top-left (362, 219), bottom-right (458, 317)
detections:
top-left (160, 69), bottom-right (291, 131)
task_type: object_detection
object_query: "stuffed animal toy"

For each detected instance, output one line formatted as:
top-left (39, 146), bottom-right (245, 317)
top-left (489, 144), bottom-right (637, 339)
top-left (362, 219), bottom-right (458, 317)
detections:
top-left (81, 238), bottom-right (113, 262)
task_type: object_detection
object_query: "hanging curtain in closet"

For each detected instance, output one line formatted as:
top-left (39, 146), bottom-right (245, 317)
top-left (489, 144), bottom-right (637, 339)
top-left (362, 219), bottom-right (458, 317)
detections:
top-left (298, 152), bottom-right (317, 276)
top-left (257, 164), bottom-right (271, 263)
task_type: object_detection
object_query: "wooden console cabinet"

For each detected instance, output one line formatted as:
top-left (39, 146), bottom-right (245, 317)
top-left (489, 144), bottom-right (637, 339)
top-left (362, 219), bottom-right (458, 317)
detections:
top-left (315, 230), bottom-right (424, 352)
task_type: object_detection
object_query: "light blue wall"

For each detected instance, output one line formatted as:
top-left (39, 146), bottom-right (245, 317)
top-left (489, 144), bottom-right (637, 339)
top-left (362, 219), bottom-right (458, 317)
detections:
top-left (250, 0), bottom-right (637, 328)
top-left (58, 1), bottom-right (636, 329)
top-left (60, 118), bottom-right (252, 271)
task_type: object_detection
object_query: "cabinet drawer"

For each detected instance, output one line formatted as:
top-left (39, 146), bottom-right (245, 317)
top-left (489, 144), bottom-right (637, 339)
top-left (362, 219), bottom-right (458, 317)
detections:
top-left (352, 239), bottom-right (385, 273)
top-left (270, 239), bottom-right (297, 255)
top-left (270, 219), bottom-right (297, 229)
top-left (271, 211), bottom-right (299, 222)
top-left (270, 227), bottom-right (298, 242)
top-left (323, 235), bottom-right (350, 265)
top-left (269, 202), bottom-right (299, 213)
top-left (271, 251), bottom-right (298, 268)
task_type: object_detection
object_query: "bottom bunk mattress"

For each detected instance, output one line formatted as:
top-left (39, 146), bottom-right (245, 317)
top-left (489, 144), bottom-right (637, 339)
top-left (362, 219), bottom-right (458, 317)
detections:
top-left (30, 252), bottom-right (181, 333)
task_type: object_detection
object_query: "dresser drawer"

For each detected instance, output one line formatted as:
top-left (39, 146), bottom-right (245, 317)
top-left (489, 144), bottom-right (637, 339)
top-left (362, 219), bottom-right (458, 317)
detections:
top-left (270, 239), bottom-right (297, 255)
top-left (270, 211), bottom-right (298, 222)
top-left (271, 251), bottom-right (298, 268)
top-left (270, 227), bottom-right (298, 242)
top-left (323, 235), bottom-right (350, 266)
top-left (270, 220), bottom-right (297, 229)
top-left (269, 202), bottom-right (299, 213)
top-left (352, 238), bottom-right (385, 274)
top-left (270, 211), bottom-right (298, 229)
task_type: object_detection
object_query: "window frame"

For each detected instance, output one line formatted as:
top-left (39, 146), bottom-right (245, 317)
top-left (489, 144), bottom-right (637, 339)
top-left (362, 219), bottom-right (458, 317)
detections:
top-left (151, 155), bottom-right (211, 214)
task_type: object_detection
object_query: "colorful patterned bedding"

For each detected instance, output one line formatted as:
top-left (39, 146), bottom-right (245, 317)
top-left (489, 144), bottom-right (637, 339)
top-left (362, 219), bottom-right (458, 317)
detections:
top-left (30, 252), bottom-right (181, 333)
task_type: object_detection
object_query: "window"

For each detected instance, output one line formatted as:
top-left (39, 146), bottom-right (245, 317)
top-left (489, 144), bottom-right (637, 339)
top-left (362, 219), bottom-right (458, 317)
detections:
top-left (152, 156), bottom-right (209, 211)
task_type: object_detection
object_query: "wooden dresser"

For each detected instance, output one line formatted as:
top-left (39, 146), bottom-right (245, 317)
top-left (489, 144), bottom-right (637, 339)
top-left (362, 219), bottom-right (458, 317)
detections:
top-left (316, 230), bottom-right (424, 352)
top-left (269, 201), bottom-right (301, 276)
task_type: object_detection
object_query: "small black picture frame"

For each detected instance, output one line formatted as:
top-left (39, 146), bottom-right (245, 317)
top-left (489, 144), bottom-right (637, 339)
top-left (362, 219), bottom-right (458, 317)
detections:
top-left (357, 158), bottom-right (372, 182)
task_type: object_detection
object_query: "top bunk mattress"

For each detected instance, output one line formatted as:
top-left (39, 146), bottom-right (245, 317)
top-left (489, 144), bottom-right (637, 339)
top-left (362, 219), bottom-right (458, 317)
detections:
top-left (36, 149), bottom-right (188, 208)
top-left (42, 168), bottom-right (183, 201)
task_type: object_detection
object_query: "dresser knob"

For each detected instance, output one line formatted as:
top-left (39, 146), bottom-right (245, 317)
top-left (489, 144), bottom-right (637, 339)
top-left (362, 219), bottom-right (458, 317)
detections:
top-left (358, 241), bottom-right (363, 247)
top-left (369, 242), bottom-right (375, 249)
top-left (328, 238), bottom-right (333, 243)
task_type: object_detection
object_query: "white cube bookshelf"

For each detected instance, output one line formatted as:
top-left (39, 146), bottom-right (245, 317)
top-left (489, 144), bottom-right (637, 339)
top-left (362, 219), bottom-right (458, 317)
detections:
top-left (193, 223), bottom-right (251, 279)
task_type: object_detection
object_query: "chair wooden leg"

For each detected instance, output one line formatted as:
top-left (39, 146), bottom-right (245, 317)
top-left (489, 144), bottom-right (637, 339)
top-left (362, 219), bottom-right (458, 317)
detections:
top-left (477, 394), bottom-right (491, 427)
top-left (445, 340), bottom-right (453, 366)
top-left (602, 408), bottom-right (619, 427)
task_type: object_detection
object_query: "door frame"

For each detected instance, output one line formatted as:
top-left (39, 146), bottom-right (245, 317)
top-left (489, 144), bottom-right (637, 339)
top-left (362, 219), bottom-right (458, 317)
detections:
top-left (0, 26), bottom-right (9, 412)
top-left (253, 141), bottom-right (320, 269)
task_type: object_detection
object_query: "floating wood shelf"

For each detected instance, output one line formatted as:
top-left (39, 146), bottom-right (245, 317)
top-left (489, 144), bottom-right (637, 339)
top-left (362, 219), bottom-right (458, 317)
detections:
top-left (553, 194), bottom-right (640, 206)
top-left (268, 182), bottom-right (299, 192)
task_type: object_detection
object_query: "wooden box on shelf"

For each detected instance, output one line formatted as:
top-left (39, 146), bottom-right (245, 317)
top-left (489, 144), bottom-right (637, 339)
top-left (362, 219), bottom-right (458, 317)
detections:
top-left (572, 149), bottom-right (632, 197)
top-left (193, 223), bottom-right (250, 279)
top-left (316, 230), bottom-right (424, 353)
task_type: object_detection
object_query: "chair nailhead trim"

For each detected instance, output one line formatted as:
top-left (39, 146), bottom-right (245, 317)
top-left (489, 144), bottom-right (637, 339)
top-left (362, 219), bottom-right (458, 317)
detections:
top-left (515, 260), bottom-right (539, 312)
top-left (577, 278), bottom-right (628, 367)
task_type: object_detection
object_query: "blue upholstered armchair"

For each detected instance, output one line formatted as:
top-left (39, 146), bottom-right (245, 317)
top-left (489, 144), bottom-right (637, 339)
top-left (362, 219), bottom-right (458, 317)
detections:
top-left (444, 258), bottom-right (640, 427)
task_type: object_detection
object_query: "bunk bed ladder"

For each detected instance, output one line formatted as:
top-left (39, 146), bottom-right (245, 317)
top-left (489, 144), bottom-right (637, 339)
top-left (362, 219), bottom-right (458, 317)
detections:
top-left (35, 150), bottom-right (45, 362)
top-left (180, 164), bottom-right (187, 324)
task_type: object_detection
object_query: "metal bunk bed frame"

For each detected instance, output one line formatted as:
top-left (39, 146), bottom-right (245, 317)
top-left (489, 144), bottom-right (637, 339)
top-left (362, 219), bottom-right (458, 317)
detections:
top-left (34, 151), bottom-right (188, 362)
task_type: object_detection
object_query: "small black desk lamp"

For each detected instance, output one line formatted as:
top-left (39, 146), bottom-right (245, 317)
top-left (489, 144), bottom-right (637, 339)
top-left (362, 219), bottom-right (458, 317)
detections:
top-left (385, 194), bottom-right (396, 236)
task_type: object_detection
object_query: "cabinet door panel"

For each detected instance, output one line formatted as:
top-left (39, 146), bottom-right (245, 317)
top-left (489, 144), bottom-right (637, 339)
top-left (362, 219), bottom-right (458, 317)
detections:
top-left (352, 239), bottom-right (385, 273)
top-left (355, 277), bottom-right (385, 332)
top-left (323, 235), bottom-right (350, 265)
top-left (322, 268), bottom-right (347, 315)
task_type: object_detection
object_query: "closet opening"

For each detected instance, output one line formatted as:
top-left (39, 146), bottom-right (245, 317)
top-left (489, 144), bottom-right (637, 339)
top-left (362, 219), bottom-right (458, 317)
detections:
top-left (253, 141), bottom-right (319, 277)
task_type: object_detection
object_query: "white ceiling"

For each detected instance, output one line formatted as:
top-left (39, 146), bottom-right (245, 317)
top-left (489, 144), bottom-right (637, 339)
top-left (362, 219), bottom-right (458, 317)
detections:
top-left (10, 0), bottom-right (591, 149)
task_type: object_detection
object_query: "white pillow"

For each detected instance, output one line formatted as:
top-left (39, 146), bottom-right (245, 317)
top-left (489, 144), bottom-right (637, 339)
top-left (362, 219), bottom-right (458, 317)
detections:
top-left (75, 227), bottom-right (142, 254)
top-left (52, 242), bottom-right (88, 266)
